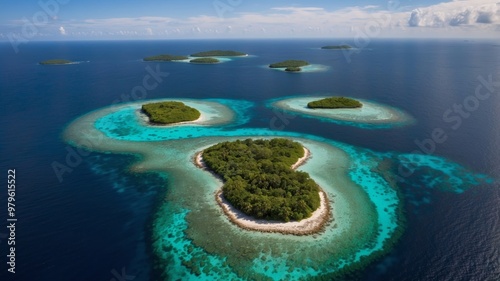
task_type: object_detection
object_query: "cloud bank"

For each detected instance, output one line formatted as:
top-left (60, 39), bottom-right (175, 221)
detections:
top-left (408, 1), bottom-right (499, 27)
top-left (3, 1), bottom-right (499, 39)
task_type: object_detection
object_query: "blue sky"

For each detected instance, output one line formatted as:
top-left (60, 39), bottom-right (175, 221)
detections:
top-left (1, 0), bottom-right (498, 40)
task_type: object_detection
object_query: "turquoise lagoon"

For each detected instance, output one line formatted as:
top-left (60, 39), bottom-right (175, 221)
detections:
top-left (63, 99), bottom-right (492, 280)
top-left (266, 64), bottom-right (330, 73)
top-left (269, 96), bottom-right (415, 129)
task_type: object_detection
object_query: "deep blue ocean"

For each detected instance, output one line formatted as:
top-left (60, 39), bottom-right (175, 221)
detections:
top-left (1, 39), bottom-right (499, 281)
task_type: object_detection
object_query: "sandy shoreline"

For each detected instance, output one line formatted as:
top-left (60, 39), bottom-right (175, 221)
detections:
top-left (194, 145), bottom-right (331, 235)
top-left (291, 147), bottom-right (310, 170)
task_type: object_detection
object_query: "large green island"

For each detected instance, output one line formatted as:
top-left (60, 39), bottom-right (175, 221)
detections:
top-left (321, 45), bottom-right (352, 50)
top-left (190, 50), bottom-right (247, 57)
top-left (39, 59), bottom-right (74, 65)
top-left (143, 54), bottom-right (189, 61)
top-left (307, 97), bottom-right (362, 109)
top-left (201, 138), bottom-right (324, 224)
top-left (141, 101), bottom-right (201, 125)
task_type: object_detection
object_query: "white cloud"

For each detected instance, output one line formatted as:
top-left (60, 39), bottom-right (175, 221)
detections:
top-left (271, 7), bottom-right (325, 12)
top-left (84, 17), bottom-right (174, 26)
top-left (16, 2), bottom-right (497, 39)
top-left (408, 1), bottom-right (500, 27)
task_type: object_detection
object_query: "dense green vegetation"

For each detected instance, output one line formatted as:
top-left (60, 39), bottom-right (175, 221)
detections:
top-left (141, 101), bottom-right (201, 124)
top-left (39, 59), bottom-right (73, 65)
top-left (285, 67), bottom-right (302, 72)
top-left (321, 45), bottom-right (352, 50)
top-left (190, 50), bottom-right (246, 57)
top-left (143, 54), bottom-right (189, 61)
top-left (203, 138), bottom-right (320, 222)
top-left (190, 58), bottom-right (220, 64)
top-left (269, 60), bottom-right (310, 68)
top-left (307, 97), bottom-right (362, 109)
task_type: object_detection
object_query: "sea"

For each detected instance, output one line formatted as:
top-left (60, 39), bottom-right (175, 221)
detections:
top-left (0, 39), bottom-right (499, 281)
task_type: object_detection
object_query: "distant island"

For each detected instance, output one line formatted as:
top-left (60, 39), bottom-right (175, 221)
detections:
top-left (141, 101), bottom-right (201, 125)
top-left (189, 58), bottom-right (220, 64)
top-left (143, 54), bottom-right (189, 61)
top-left (269, 60), bottom-right (310, 70)
top-left (307, 97), bottom-right (362, 109)
top-left (39, 59), bottom-right (73, 65)
top-left (190, 50), bottom-right (247, 57)
top-left (321, 45), bottom-right (352, 50)
top-left (201, 138), bottom-right (322, 222)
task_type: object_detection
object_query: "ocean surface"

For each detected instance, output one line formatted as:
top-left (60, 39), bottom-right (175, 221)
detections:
top-left (0, 39), bottom-right (499, 280)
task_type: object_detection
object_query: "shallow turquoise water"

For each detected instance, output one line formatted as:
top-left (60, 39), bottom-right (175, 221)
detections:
top-left (266, 64), bottom-right (330, 73)
top-left (268, 96), bottom-right (415, 129)
top-left (66, 98), bottom-right (493, 280)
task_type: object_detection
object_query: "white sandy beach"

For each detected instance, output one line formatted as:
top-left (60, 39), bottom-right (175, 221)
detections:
top-left (194, 145), bottom-right (331, 235)
top-left (291, 147), bottom-right (310, 170)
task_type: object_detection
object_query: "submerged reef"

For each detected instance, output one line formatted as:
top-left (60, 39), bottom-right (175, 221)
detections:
top-left (62, 98), bottom-right (493, 280)
top-left (269, 96), bottom-right (415, 129)
top-left (40, 59), bottom-right (74, 65)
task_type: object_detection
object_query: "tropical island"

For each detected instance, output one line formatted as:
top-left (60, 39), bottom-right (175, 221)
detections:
top-left (141, 101), bottom-right (201, 125)
top-left (189, 58), bottom-right (220, 64)
top-left (307, 97), bottom-right (363, 109)
top-left (39, 59), bottom-right (74, 65)
top-left (269, 60), bottom-right (310, 69)
top-left (196, 138), bottom-right (329, 235)
top-left (143, 54), bottom-right (189, 62)
top-left (285, 67), bottom-right (302, 72)
top-left (321, 45), bottom-right (352, 50)
top-left (190, 50), bottom-right (247, 57)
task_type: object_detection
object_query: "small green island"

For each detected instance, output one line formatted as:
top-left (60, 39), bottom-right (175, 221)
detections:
top-left (202, 138), bottom-right (321, 222)
top-left (39, 59), bottom-right (74, 65)
top-left (141, 101), bottom-right (201, 125)
top-left (269, 60), bottom-right (310, 71)
top-left (321, 45), bottom-right (352, 50)
top-left (189, 57), bottom-right (220, 64)
top-left (190, 50), bottom-right (247, 57)
top-left (143, 54), bottom-right (189, 62)
top-left (307, 97), bottom-right (363, 109)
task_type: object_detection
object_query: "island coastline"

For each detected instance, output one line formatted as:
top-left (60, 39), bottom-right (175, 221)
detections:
top-left (137, 108), bottom-right (207, 126)
top-left (194, 145), bottom-right (331, 235)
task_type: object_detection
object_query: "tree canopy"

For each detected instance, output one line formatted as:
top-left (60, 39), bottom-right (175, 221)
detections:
top-left (285, 67), bottom-right (302, 72)
top-left (189, 57), bottom-right (220, 64)
top-left (269, 60), bottom-right (310, 68)
top-left (203, 138), bottom-right (320, 222)
top-left (143, 54), bottom-right (189, 61)
top-left (321, 45), bottom-right (352, 50)
top-left (190, 50), bottom-right (246, 57)
top-left (141, 101), bottom-right (201, 124)
top-left (307, 97), bottom-right (362, 109)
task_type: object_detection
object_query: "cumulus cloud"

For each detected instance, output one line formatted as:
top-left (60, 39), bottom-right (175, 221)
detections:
top-left (408, 1), bottom-right (500, 27)
top-left (59, 26), bottom-right (66, 35)
top-left (145, 27), bottom-right (153, 35)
